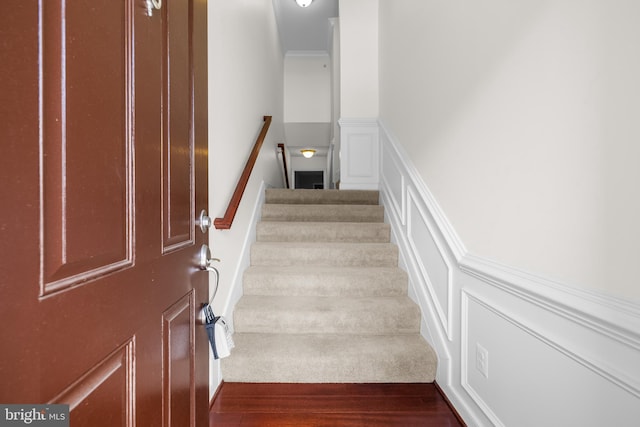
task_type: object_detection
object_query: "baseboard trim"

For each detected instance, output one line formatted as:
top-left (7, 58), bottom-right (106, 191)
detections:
top-left (209, 379), bottom-right (225, 411)
top-left (221, 180), bottom-right (268, 323)
top-left (435, 381), bottom-right (467, 427)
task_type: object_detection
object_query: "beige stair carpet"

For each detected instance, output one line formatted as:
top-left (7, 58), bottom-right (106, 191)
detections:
top-left (222, 189), bottom-right (437, 383)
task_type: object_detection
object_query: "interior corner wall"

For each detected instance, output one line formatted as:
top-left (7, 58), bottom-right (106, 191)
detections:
top-left (338, 0), bottom-right (379, 118)
top-left (378, 0), bottom-right (640, 301)
top-left (207, 0), bottom-right (284, 397)
top-left (329, 18), bottom-right (341, 186)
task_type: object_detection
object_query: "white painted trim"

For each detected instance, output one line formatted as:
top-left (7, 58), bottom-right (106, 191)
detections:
top-left (220, 180), bottom-right (268, 323)
top-left (338, 118), bottom-right (380, 190)
top-left (406, 187), bottom-right (454, 340)
top-left (380, 140), bottom-right (406, 226)
top-left (460, 255), bottom-right (640, 351)
top-left (285, 50), bottom-right (330, 57)
top-left (378, 120), bottom-right (467, 260)
top-left (460, 291), bottom-right (505, 427)
top-left (378, 118), bottom-right (640, 426)
top-left (379, 118), bottom-right (640, 344)
top-left (338, 117), bottom-right (379, 127)
top-left (210, 181), bottom-right (268, 394)
top-left (464, 289), bottom-right (640, 400)
top-left (381, 189), bottom-right (453, 373)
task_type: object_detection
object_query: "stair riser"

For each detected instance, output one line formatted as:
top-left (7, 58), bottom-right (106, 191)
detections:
top-left (222, 333), bottom-right (437, 383)
top-left (251, 244), bottom-right (398, 267)
top-left (266, 189), bottom-right (379, 205)
top-left (262, 205), bottom-right (384, 223)
top-left (256, 222), bottom-right (390, 243)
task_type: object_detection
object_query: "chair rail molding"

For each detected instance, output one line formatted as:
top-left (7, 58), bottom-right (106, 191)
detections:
top-left (378, 118), bottom-right (640, 427)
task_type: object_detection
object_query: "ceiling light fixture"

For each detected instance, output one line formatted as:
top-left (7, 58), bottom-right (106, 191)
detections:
top-left (300, 149), bottom-right (316, 158)
top-left (295, 0), bottom-right (313, 7)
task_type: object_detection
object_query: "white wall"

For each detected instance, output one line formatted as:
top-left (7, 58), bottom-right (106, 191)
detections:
top-left (284, 53), bottom-right (331, 123)
top-left (379, 0), bottom-right (640, 301)
top-left (338, 0), bottom-right (380, 190)
top-left (378, 0), bottom-right (640, 425)
top-left (338, 0), bottom-right (378, 118)
top-left (208, 0), bottom-right (284, 397)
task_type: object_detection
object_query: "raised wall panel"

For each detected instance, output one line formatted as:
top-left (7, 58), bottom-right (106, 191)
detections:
top-left (339, 119), bottom-right (379, 190)
top-left (347, 135), bottom-right (374, 177)
top-left (461, 291), bottom-right (640, 426)
top-left (162, 0), bottom-right (194, 253)
top-left (162, 291), bottom-right (195, 427)
top-left (381, 137), bottom-right (405, 225)
top-left (40, 0), bottom-right (134, 295)
top-left (51, 339), bottom-right (135, 427)
top-left (407, 189), bottom-right (452, 339)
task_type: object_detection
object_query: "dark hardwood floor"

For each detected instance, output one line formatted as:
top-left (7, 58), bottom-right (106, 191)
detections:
top-left (210, 382), bottom-right (465, 426)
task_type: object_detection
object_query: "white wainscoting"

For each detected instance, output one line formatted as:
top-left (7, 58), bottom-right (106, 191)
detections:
top-left (378, 120), bottom-right (640, 426)
top-left (338, 118), bottom-right (380, 190)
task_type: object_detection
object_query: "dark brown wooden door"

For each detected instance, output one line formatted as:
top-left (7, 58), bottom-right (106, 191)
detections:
top-left (0, 1), bottom-right (209, 426)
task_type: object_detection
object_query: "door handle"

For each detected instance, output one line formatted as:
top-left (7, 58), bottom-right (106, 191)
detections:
top-left (198, 244), bottom-right (221, 325)
top-left (196, 210), bottom-right (213, 233)
top-left (198, 244), bottom-right (220, 271)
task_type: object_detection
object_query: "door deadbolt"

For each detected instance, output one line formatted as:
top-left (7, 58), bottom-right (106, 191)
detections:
top-left (196, 209), bottom-right (213, 233)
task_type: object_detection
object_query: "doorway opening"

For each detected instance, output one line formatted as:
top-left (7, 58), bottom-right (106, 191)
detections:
top-left (295, 171), bottom-right (324, 189)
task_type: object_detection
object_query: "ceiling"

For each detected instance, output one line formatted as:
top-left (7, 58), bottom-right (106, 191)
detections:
top-left (284, 123), bottom-right (332, 156)
top-left (272, 0), bottom-right (339, 53)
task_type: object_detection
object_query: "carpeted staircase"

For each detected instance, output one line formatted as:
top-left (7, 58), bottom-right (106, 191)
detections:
top-left (221, 189), bottom-right (437, 383)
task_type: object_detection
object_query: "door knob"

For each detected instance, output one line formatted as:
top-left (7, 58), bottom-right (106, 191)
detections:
top-left (196, 209), bottom-right (213, 233)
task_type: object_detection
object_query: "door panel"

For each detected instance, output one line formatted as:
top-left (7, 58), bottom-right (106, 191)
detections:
top-left (40, 0), bottom-right (134, 294)
top-left (163, 0), bottom-right (194, 253)
top-left (163, 291), bottom-right (196, 427)
top-left (51, 339), bottom-right (135, 427)
top-left (0, 0), bottom-right (209, 425)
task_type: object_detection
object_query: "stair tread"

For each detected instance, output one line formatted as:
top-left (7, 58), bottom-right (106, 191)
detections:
top-left (222, 333), bottom-right (437, 383)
